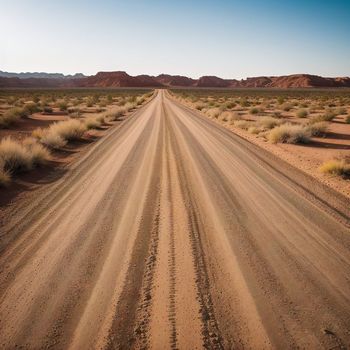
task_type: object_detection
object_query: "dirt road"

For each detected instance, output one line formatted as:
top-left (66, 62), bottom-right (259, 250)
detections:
top-left (0, 90), bottom-right (349, 349)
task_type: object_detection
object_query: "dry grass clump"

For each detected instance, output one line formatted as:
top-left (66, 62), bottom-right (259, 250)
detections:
top-left (319, 160), bottom-right (350, 177)
top-left (249, 107), bottom-right (260, 115)
top-left (0, 137), bottom-right (49, 179)
top-left (257, 116), bottom-right (282, 129)
top-left (267, 124), bottom-right (310, 144)
top-left (0, 107), bottom-right (28, 128)
top-left (336, 107), bottom-right (347, 115)
top-left (48, 119), bottom-right (86, 141)
top-left (84, 116), bottom-right (103, 130)
top-left (41, 133), bottom-right (67, 149)
top-left (234, 120), bottom-right (252, 130)
top-left (0, 160), bottom-right (10, 186)
top-left (346, 115), bottom-right (350, 124)
top-left (22, 138), bottom-right (50, 165)
top-left (33, 119), bottom-right (86, 149)
top-left (194, 101), bottom-right (206, 110)
top-left (106, 106), bottom-right (126, 121)
top-left (296, 109), bottom-right (308, 118)
top-left (281, 103), bottom-right (293, 112)
top-left (206, 108), bottom-right (221, 119)
top-left (306, 122), bottom-right (328, 136)
top-left (0, 138), bottom-right (32, 172)
top-left (248, 126), bottom-right (265, 134)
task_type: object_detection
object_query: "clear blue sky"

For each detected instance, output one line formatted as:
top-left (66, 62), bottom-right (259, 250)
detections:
top-left (0, 0), bottom-right (349, 78)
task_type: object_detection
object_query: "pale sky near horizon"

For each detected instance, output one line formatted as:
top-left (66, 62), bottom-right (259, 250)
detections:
top-left (0, 0), bottom-right (349, 79)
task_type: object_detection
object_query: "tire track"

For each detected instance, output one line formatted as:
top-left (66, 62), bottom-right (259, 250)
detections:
top-left (164, 102), bottom-right (224, 349)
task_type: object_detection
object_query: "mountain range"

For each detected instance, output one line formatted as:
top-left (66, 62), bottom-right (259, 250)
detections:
top-left (0, 70), bottom-right (349, 89)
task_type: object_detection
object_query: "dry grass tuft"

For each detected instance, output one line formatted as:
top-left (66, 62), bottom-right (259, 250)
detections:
top-left (268, 124), bottom-right (310, 144)
top-left (23, 138), bottom-right (50, 165)
top-left (257, 116), bottom-right (282, 129)
top-left (0, 138), bottom-right (32, 173)
top-left (319, 160), bottom-right (350, 177)
top-left (296, 109), bottom-right (308, 118)
top-left (0, 160), bottom-right (11, 186)
top-left (306, 122), bottom-right (328, 136)
top-left (41, 133), bottom-right (67, 149)
top-left (48, 119), bottom-right (86, 141)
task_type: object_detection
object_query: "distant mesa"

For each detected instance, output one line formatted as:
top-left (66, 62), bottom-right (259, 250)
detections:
top-left (0, 70), bottom-right (349, 88)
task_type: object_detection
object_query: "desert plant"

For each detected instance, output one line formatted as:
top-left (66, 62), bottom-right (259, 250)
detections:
top-left (296, 109), bottom-right (308, 118)
top-left (267, 124), bottom-right (310, 144)
top-left (336, 107), bottom-right (347, 115)
top-left (23, 102), bottom-right (40, 114)
top-left (84, 116), bottom-right (102, 130)
top-left (319, 160), bottom-right (350, 177)
top-left (346, 115), bottom-right (350, 124)
top-left (0, 137), bottom-right (32, 172)
top-left (0, 160), bottom-right (10, 186)
top-left (249, 107), bottom-right (259, 115)
top-left (107, 107), bottom-right (126, 121)
top-left (281, 103), bottom-right (292, 112)
top-left (257, 116), bottom-right (282, 129)
top-left (248, 126), bottom-right (264, 134)
top-left (41, 133), bottom-right (67, 149)
top-left (306, 122), bottom-right (328, 136)
top-left (22, 138), bottom-right (50, 165)
top-left (48, 119), bottom-right (86, 141)
top-left (43, 106), bottom-right (53, 114)
top-left (0, 109), bottom-right (22, 128)
top-left (206, 108), bottom-right (221, 119)
top-left (234, 120), bottom-right (252, 130)
top-left (32, 128), bottom-right (45, 140)
top-left (58, 101), bottom-right (68, 111)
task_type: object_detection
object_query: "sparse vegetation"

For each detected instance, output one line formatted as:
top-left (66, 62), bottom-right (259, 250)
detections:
top-left (319, 160), bottom-right (350, 177)
top-left (267, 124), bottom-right (310, 144)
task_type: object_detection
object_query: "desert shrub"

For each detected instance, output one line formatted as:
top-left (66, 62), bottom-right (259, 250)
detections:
top-left (281, 103), bottom-right (292, 112)
top-left (23, 102), bottom-right (40, 114)
top-left (58, 101), bottom-right (68, 111)
top-left (346, 115), bottom-right (350, 124)
top-left (136, 96), bottom-right (145, 105)
top-left (0, 108), bottom-right (22, 128)
top-left (48, 119), bottom-right (86, 141)
top-left (311, 110), bottom-right (336, 122)
top-left (240, 99), bottom-right (249, 107)
top-left (41, 133), bottom-right (67, 149)
top-left (257, 116), bottom-right (282, 129)
top-left (249, 107), bottom-right (259, 115)
top-left (273, 111), bottom-right (282, 118)
top-left (319, 160), bottom-right (350, 177)
top-left (22, 138), bottom-right (50, 165)
top-left (306, 122), bottom-right (328, 136)
top-left (32, 127), bottom-right (46, 140)
top-left (224, 101), bottom-right (236, 109)
top-left (194, 101), bottom-right (205, 110)
top-left (277, 97), bottom-right (285, 105)
top-left (268, 124), bottom-right (310, 144)
top-left (206, 108), bottom-right (221, 119)
top-left (234, 120), bottom-right (252, 130)
top-left (124, 102), bottom-right (135, 111)
top-left (0, 160), bottom-right (10, 186)
top-left (336, 107), bottom-right (347, 115)
top-left (0, 138), bottom-right (32, 172)
top-left (107, 107), bottom-right (126, 121)
top-left (248, 126), bottom-right (264, 134)
top-left (84, 116), bottom-right (102, 130)
top-left (218, 111), bottom-right (237, 123)
top-left (43, 106), bottom-right (53, 114)
top-left (296, 109), bottom-right (308, 118)
top-left (322, 109), bottom-right (337, 121)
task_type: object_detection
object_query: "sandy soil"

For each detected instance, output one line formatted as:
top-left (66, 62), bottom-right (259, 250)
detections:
top-left (0, 90), bottom-right (349, 349)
